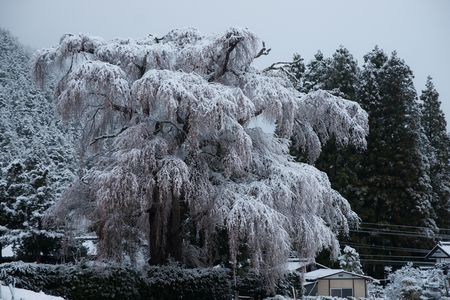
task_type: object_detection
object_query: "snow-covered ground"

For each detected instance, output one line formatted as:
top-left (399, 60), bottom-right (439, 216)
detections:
top-left (0, 244), bottom-right (14, 258)
top-left (0, 285), bottom-right (63, 300)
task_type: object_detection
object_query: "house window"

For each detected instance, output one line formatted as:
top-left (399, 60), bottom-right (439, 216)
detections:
top-left (331, 288), bottom-right (353, 297)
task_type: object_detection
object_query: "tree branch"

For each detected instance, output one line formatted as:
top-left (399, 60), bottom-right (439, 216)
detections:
top-left (89, 127), bottom-right (128, 146)
top-left (254, 41), bottom-right (271, 59)
top-left (262, 59), bottom-right (302, 87)
top-left (208, 37), bottom-right (242, 82)
top-left (200, 151), bottom-right (219, 159)
top-left (278, 66), bottom-right (300, 85)
top-left (132, 51), bottom-right (149, 78)
top-left (263, 57), bottom-right (304, 72)
top-left (154, 120), bottom-right (187, 137)
top-left (87, 92), bottom-right (136, 117)
top-left (111, 103), bottom-right (133, 116)
top-left (263, 61), bottom-right (293, 72)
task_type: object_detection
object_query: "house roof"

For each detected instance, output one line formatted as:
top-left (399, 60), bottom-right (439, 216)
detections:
top-left (283, 257), bottom-right (331, 272)
top-left (284, 258), bottom-right (317, 272)
top-left (304, 269), bottom-right (376, 282)
top-left (425, 241), bottom-right (450, 259)
top-left (304, 269), bottom-right (343, 280)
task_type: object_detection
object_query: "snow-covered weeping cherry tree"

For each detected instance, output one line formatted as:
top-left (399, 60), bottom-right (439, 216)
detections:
top-left (33, 28), bottom-right (368, 282)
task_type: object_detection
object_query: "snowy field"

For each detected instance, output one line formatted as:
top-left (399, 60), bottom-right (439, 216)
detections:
top-left (0, 285), bottom-right (63, 300)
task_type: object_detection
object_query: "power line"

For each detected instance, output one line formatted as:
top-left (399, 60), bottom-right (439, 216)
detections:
top-left (357, 226), bottom-right (435, 235)
top-left (359, 254), bottom-right (429, 260)
top-left (351, 223), bottom-right (450, 240)
top-left (349, 229), bottom-right (444, 239)
top-left (350, 227), bottom-right (450, 239)
top-left (360, 259), bottom-right (434, 266)
top-left (343, 243), bottom-right (430, 253)
top-left (360, 222), bottom-right (450, 233)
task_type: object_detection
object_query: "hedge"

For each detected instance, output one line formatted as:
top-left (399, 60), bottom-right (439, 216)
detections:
top-left (0, 262), bottom-right (231, 300)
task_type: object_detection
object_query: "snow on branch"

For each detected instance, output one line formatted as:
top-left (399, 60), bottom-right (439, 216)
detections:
top-left (254, 41), bottom-right (271, 59)
top-left (32, 34), bottom-right (105, 86)
top-left (56, 61), bottom-right (131, 117)
top-left (292, 90), bottom-right (369, 163)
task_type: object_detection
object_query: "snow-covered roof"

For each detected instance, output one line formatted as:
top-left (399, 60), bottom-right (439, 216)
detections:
top-left (426, 241), bottom-right (450, 259)
top-left (440, 242), bottom-right (450, 255)
top-left (304, 269), bottom-right (342, 280)
top-left (283, 258), bottom-right (331, 273)
top-left (284, 258), bottom-right (315, 272)
top-left (304, 269), bottom-right (376, 282)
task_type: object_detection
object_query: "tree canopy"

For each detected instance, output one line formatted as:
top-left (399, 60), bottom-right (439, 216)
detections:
top-left (33, 28), bottom-right (368, 283)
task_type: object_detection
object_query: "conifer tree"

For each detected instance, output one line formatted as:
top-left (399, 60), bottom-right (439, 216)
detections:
top-left (302, 51), bottom-right (331, 93)
top-left (313, 47), bottom-right (361, 197)
top-left (420, 77), bottom-right (450, 229)
top-left (289, 53), bottom-right (305, 90)
top-left (301, 47), bottom-right (358, 99)
top-left (291, 47), bottom-right (362, 204)
top-left (327, 46), bottom-right (359, 100)
top-left (338, 245), bottom-right (363, 274)
top-left (354, 49), bottom-right (435, 276)
top-left (291, 46), bottom-right (437, 277)
top-left (0, 158), bottom-right (62, 262)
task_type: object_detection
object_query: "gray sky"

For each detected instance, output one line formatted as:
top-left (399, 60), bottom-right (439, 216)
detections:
top-left (1, 0), bottom-right (450, 127)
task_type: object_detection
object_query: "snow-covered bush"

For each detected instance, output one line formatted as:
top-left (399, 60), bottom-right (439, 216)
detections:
top-left (385, 264), bottom-right (423, 300)
top-left (422, 268), bottom-right (449, 300)
top-left (146, 264), bottom-right (231, 299)
top-left (367, 281), bottom-right (385, 299)
top-left (385, 264), bottom-right (450, 300)
top-left (0, 261), bottom-right (231, 300)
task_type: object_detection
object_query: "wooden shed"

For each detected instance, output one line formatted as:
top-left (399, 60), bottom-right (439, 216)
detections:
top-left (303, 269), bottom-right (376, 298)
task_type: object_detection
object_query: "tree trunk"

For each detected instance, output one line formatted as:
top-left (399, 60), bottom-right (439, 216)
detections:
top-left (149, 186), bottom-right (164, 265)
top-left (167, 192), bottom-right (183, 261)
top-left (149, 187), bottom-right (185, 264)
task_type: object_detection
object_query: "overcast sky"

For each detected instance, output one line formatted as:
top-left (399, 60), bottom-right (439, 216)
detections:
top-left (1, 0), bottom-right (449, 127)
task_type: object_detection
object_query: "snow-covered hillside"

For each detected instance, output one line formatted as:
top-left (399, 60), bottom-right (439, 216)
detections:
top-left (0, 29), bottom-right (77, 261)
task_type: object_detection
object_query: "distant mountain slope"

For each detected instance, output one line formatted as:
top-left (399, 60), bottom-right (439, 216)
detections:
top-left (0, 28), bottom-right (76, 193)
